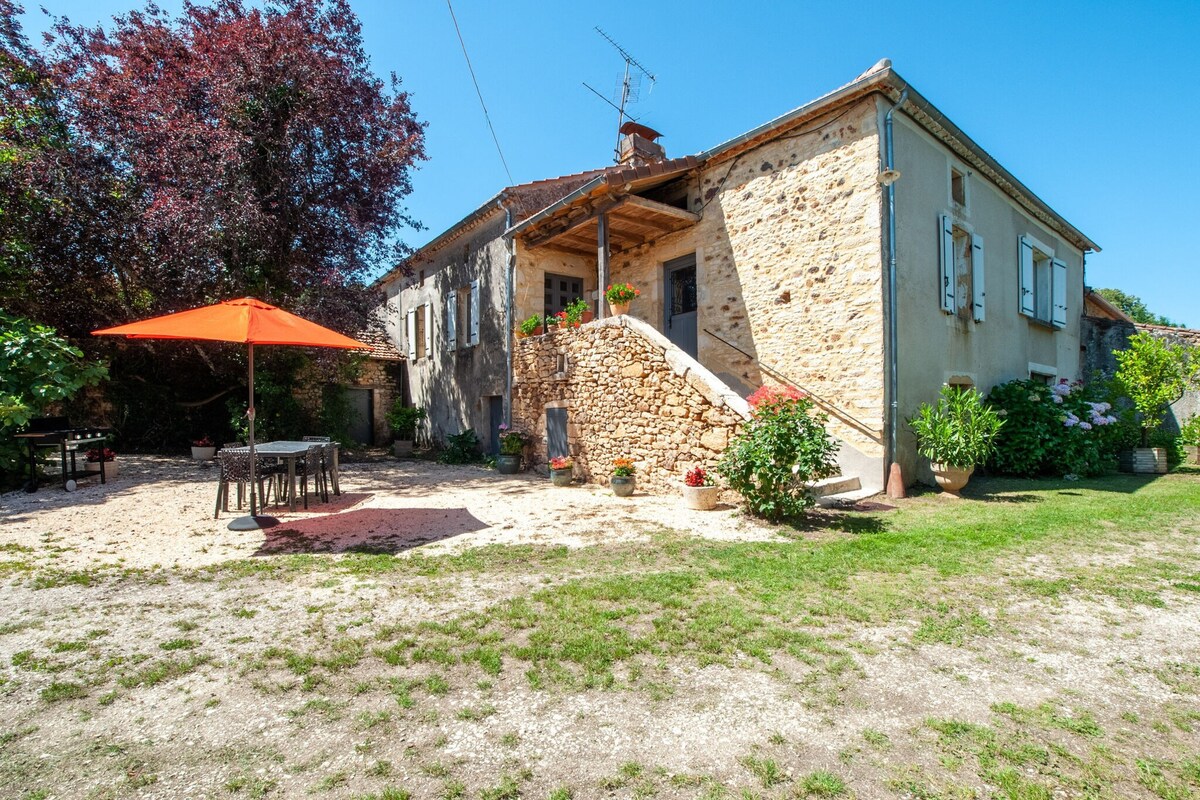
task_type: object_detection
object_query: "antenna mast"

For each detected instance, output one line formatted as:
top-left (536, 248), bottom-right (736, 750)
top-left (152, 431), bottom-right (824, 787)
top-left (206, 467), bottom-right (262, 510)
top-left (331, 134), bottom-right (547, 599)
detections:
top-left (584, 26), bottom-right (656, 163)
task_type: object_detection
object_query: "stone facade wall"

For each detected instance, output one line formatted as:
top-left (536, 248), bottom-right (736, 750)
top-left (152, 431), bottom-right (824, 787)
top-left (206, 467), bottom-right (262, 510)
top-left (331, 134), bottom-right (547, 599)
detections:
top-left (511, 315), bottom-right (749, 494)
top-left (605, 98), bottom-right (886, 461)
top-left (293, 357), bottom-right (401, 446)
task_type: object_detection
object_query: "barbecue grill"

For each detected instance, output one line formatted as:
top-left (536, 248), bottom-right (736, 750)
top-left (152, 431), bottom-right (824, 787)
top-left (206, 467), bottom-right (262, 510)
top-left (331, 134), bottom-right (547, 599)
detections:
top-left (14, 416), bottom-right (115, 493)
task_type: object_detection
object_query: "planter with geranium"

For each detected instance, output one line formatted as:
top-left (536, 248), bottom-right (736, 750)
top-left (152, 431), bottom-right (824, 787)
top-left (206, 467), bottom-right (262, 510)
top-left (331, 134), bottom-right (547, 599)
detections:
top-left (1114, 331), bottom-right (1196, 474)
top-left (610, 458), bottom-right (636, 497)
top-left (548, 456), bottom-right (574, 486)
top-left (86, 447), bottom-right (118, 481)
top-left (682, 466), bottom-right (719, 510)
top-left (496, 425), bottom-right (526, 474)
top-left (191, 435), bottom-right (216, 461)
top-left (565, 298), bottom-right (593, 328)
top-left (387, 401), bottom-right (427, 457)
top-left (518, 314), bottom-right (544, 339)
top-left (605, 283), bottom-right (640, 316)
top-left (909, 385), bottom-right (1004, 495)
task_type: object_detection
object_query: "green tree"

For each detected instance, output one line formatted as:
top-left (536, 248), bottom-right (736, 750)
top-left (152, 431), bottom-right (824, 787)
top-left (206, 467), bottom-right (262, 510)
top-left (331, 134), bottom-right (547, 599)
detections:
top-left (1095, 288), bottom-right (1183, 327)
top-left (1113, 331), bottom-right (1197, 446)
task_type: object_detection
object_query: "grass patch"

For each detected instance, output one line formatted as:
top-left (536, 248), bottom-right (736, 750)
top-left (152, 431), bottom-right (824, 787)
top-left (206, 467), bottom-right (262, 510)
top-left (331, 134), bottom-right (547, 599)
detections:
top-left (117, 655), bottom-right (209, 688)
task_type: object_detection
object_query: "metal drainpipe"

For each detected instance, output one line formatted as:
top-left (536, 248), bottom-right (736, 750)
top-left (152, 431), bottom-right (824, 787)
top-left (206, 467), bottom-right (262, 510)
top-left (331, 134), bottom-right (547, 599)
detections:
top-left (884, 88), bottom-right (908, 494)
top-left (501, 200), bottom-right (515, 426)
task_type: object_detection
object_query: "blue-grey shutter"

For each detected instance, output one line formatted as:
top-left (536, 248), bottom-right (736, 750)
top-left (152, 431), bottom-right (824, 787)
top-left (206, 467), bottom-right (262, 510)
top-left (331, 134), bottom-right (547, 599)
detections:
top-left (546, 408), bottom-right (569, 460)
top-left (1018, 236), bottom-right (1036, 317)
top-left (1051, 258), bottom-right (1068, 328)
top-left (939, 214), bottom-right (955, 314)
top-left (971, 234), bottom-right (985, 322)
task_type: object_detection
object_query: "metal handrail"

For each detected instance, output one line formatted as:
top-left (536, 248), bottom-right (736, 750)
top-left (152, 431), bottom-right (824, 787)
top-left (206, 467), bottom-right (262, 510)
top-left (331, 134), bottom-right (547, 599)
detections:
top-left (702, 328), bottom-right (883, 442)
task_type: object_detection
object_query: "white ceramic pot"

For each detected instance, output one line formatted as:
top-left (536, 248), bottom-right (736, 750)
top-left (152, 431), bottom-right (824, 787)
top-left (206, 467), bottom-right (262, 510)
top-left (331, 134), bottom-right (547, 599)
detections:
top-left (191, 446), bottom-right (217, 461)
top-left (683, 484), bottom-right (720, 510)
top-left (930, 462), bottom-right (973, 495)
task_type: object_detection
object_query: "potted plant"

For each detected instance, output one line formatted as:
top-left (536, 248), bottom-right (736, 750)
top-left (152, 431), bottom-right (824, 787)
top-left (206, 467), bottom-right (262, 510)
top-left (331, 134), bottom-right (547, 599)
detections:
top-left (548, 455), bottom-right (574, 486)
top-left (518, 314), bottom-right (543, 338)
top-left (191, 435), bottom-right (217, 461)
top-left (387, 401), bottom-right (427, 457)
top-left (549, 311), bottom-right (569, 331)
top-left (496, 424), bottom-right (526, 474)
top-left (1181, 415), bottom-right (1200, 466)
top-left (610, 457), bottom-right (636, 497)
top-left (683, 466), bottom-right (719, 510)
top-left (605, 282), bottom-right (640, 316)
top-left (565, 298), bottom-right (593, 328)
top-left (86, 447), bottom-right (118, 481)
top-left (1114, 331), bottom-right (1196, 474)
top-left (909, 385), bottom-right (1004, 495)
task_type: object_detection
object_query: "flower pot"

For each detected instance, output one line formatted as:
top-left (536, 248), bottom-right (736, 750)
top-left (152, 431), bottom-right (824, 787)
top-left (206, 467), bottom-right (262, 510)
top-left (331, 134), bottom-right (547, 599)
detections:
top-left (514, 329), bottom-right (527, 340)
top-left (1129, 447), bottom-right (1168, 474)
top-left (496, 453), bottom-right (521, 474)
top-left (610, 475), bottom-right (635, 497)
top-left (1184, 445), bottom-right (1200, 466)
top-left (532, 326), bottom-right (544, 336)
top-left (609, 301), bottom-right (630, 316)
top-left (393, 439), bottom-right (414, 457)
top-left (191, 446), bottom-right (216, 461)
top-left (683, 484), bottom-right (719, 510)
top-left (930, 462), bottom-right (973, 495)
top-left (580, 310), bottom-right (595, 324)
top-left (550, 468), bottom-right (573, 487)
top-left (89, 458), bottom-right (118, 481)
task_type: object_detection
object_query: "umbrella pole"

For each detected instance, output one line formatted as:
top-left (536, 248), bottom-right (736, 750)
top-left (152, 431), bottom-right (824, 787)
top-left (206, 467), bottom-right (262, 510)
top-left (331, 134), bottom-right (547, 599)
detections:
top-left (229, 343), bottom-right (278, 531)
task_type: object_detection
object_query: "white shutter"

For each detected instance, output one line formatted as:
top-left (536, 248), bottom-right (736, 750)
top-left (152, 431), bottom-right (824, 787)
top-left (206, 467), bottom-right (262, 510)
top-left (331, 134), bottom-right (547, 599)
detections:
top-left (939, 214), bottom-right (955, 314)
top-left (1018, 236), bottom-right (1035, 317)
top-left (405, 309), bottom-right (416, 361)
top-left (423, 303), bottom-right (433, 356)
top-left (971, 233), bottom-right (985, 322)
top-left (1051, 258), bottom-right (1068, 328)
top-left (446, 292), bottom-right (457, 351)
top-left (469, 279), bottom-right (481, 346)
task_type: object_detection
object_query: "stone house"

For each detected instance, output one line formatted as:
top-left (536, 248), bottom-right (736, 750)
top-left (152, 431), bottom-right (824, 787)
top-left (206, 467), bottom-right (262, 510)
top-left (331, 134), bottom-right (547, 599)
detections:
top-left (377, 60), bottom-right (1098, 493)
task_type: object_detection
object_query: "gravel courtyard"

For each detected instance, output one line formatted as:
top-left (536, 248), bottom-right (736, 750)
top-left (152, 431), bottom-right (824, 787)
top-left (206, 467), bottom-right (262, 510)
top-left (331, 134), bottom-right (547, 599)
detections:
top-left (2, 459), bottom-right (1198, 799)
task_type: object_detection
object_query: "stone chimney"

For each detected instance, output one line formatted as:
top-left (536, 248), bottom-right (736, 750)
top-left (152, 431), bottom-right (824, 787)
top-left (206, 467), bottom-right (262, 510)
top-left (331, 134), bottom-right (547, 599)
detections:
top-left (617, 121), bottom-right (665, 167)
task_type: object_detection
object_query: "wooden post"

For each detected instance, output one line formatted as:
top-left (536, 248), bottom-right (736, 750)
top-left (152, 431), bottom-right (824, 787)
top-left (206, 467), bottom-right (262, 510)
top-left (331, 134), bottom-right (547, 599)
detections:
top-left (597, 211), bottom-right (610, 319)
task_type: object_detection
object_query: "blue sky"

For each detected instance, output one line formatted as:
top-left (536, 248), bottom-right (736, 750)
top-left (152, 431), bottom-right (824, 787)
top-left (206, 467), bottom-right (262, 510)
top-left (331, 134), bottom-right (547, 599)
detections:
top-left (18, 1), bottom-right (1200, 325)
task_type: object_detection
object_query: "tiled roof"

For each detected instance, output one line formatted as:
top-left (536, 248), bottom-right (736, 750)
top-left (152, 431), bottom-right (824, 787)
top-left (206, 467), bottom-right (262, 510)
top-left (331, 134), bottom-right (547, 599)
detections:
top-left (1135, 323), bottom-right (1200, 348)
top-left (355, 317), bottom-right (404, 361)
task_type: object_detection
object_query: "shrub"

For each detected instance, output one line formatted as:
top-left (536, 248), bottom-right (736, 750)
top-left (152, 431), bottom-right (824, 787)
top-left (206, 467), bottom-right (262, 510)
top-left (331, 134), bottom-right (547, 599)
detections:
top-left (437, 429), bottom-right (480, 464)
top-left (518, 314), bottom-right (543, 336)
top-left (909, 386), bottom-right (1004, 469)
top-left (986, 379), bottom-right (1125, 477)
top-left (386, 401), bottom-right (426, 441)
top-left (717, 389), bottom-right (838, 521)
top-left (1180, 415), bottom-right (1200, 448)
top-left (1113, 331), bottom-right (1196, 445)
top-left (497, 425), bottom-right (527, 456)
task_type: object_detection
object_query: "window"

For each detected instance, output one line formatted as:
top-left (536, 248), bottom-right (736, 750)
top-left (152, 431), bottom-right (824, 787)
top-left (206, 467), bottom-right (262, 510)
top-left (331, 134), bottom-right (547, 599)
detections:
top-left (544, 273), bottom-right (584, 319)
top-left (1018, 235), bottom-right (1067, 328)
top-left (448, 280), bottom-right (480, 349)
top-left (405, 304), bottom-right (432, 361)
top-left (950, 167), bottom-right (967, 208)
top-left (938, 214), bottom-right (984, 321)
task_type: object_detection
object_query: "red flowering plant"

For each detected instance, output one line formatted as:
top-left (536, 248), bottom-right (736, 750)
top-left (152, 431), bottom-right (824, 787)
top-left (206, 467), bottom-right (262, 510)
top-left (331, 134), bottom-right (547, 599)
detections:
top-left (746, 384), bottom-right (807, 412)
top-left (192, 435), bottom-right (214, 448)
top-left (85, 448), bottom-right (116, 462)
top-left (684, 466), bottom-right (713, 487)
top-left (549, 456), bottom-right (574, 471)
top-left (552, 311), bottom-right (569, 329)
top-left (604, 283), bottom-right (640, 304)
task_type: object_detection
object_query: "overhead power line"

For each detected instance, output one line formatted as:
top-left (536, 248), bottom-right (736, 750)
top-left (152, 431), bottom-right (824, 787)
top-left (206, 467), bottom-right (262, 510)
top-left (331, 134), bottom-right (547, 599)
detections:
top-left (445, 0), bottom-right (514, 185)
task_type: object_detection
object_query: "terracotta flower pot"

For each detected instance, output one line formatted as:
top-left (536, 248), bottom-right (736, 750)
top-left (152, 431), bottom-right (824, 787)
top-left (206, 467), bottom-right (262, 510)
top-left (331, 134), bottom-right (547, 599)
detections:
top-left (610, 476), bottom-right (635, 497)
top-left (580, 310), bottom-right (595, 324)
top-left (532, 326), bottom-right (544, 336)
top-left (930, 462), bottom-right (973, 495)
top-left (683, 484), bottom-right (719, 510)
top-left (609, 301), bottom-right (630, 316)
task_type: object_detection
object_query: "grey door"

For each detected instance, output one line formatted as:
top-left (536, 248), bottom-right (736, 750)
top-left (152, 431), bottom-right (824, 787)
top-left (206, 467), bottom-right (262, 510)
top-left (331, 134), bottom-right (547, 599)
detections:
top-left (488, 396), bottom-right (503, 454)
top-left (546, 407), bottom-right (569, 459)
top-left (665, 254), bottom-right (698, 358)
top-left (346, 387), bottom-right (372, 445)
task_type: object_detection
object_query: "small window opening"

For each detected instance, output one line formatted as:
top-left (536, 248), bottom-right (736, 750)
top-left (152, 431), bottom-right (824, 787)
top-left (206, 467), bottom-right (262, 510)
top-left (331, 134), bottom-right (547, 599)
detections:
top-left (555, 353), bottom-right (567, 374)
top-left (951, 168), bottom-right (967, 207)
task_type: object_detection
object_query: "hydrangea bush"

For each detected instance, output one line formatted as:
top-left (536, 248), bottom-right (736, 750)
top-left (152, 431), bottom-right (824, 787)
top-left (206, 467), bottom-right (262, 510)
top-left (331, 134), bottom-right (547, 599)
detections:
top-left (986, 378), bottom-right (1132, 477)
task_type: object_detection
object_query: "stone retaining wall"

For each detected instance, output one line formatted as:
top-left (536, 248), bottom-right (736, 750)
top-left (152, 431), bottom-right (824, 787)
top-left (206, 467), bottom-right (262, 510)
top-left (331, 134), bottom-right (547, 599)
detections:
top-left (512, 315), bottom-right (750, 493)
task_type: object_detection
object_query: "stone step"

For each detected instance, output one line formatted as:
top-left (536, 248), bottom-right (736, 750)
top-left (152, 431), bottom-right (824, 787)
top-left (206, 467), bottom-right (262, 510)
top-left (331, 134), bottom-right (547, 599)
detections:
top-left (806, 474), bottom-right (861, 497)
top-left (815, 485), bottom-right (879, 508)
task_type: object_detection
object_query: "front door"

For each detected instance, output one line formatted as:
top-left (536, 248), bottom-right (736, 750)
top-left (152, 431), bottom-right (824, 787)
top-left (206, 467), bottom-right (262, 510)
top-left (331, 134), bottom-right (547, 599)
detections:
top-left (346, 387), bottom-right (372, 445)
top-left (665, 254), bottom-right (698, 358)
top-left (488, 396), bottom-right (503, 454)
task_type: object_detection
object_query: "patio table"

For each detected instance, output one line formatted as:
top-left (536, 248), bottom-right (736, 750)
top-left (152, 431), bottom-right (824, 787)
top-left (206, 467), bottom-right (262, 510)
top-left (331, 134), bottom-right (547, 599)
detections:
top-left (227, 441), bottom-right (339, 512)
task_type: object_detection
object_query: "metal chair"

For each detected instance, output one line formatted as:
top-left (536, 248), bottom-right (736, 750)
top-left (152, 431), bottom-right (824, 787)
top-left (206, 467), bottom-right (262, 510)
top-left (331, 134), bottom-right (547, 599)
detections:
top-left (296, 444), bottom-right (325, 509)
top-left (302, 437), bottom-right (336, 499)
top-left (214, 450), bottom-right (275, 519)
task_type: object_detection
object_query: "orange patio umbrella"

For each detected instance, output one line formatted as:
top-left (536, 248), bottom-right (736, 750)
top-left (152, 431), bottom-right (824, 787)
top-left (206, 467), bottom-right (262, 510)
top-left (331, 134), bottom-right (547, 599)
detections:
top-left (94, 297), bottom-right (369, 530)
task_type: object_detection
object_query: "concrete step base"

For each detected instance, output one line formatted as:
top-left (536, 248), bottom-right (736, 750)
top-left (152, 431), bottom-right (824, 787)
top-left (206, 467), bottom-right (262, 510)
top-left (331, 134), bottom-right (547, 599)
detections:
top-left (815, 486), bottom-right (880, 508)
top-left (807, 474), bottom-right (862, 497)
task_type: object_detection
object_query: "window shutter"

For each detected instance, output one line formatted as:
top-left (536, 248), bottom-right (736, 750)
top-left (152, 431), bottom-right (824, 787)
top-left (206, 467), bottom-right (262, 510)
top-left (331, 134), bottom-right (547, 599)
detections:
top-left (446, 292), bottom-right (457, 351)
top-left (423, 303), bottom-right (433, 356)
top-left (1051, 258), bottom-right (1068, 328)
top-left (1018, 236), bottom-right (1035, 317)
top-left (939, 214), bottom-right (955, 313)
top-left (405, 310), bottom-right (416, 361)
top-left (971, 234), bottom-right (985, 322)
top-left (469, 279), bottom-right (481, 346)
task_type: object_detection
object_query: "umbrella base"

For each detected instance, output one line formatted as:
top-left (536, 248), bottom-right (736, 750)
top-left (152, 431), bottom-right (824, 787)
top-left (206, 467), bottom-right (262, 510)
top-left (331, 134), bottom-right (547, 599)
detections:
top-left (227, 514), bottom-right (280, 531)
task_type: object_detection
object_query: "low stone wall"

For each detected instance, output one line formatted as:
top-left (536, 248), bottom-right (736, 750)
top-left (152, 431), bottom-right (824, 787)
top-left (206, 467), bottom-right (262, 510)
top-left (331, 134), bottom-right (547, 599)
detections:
top-left (512, 315), bottom-right (749, 494)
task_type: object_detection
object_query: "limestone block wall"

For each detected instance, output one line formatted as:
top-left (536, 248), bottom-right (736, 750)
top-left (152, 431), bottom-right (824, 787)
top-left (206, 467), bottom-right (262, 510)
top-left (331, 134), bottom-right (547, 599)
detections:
top-left (511, 315), bottom-right (749, 494)
top-left (606, 98), bottom-right (886, 461)
top-left (293, 358), bottom-right (401, 446)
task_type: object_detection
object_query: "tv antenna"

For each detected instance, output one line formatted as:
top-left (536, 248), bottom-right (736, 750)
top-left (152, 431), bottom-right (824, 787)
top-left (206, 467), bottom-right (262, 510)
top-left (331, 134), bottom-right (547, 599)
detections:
top-left (582, 27), bottom-right (656, 163)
